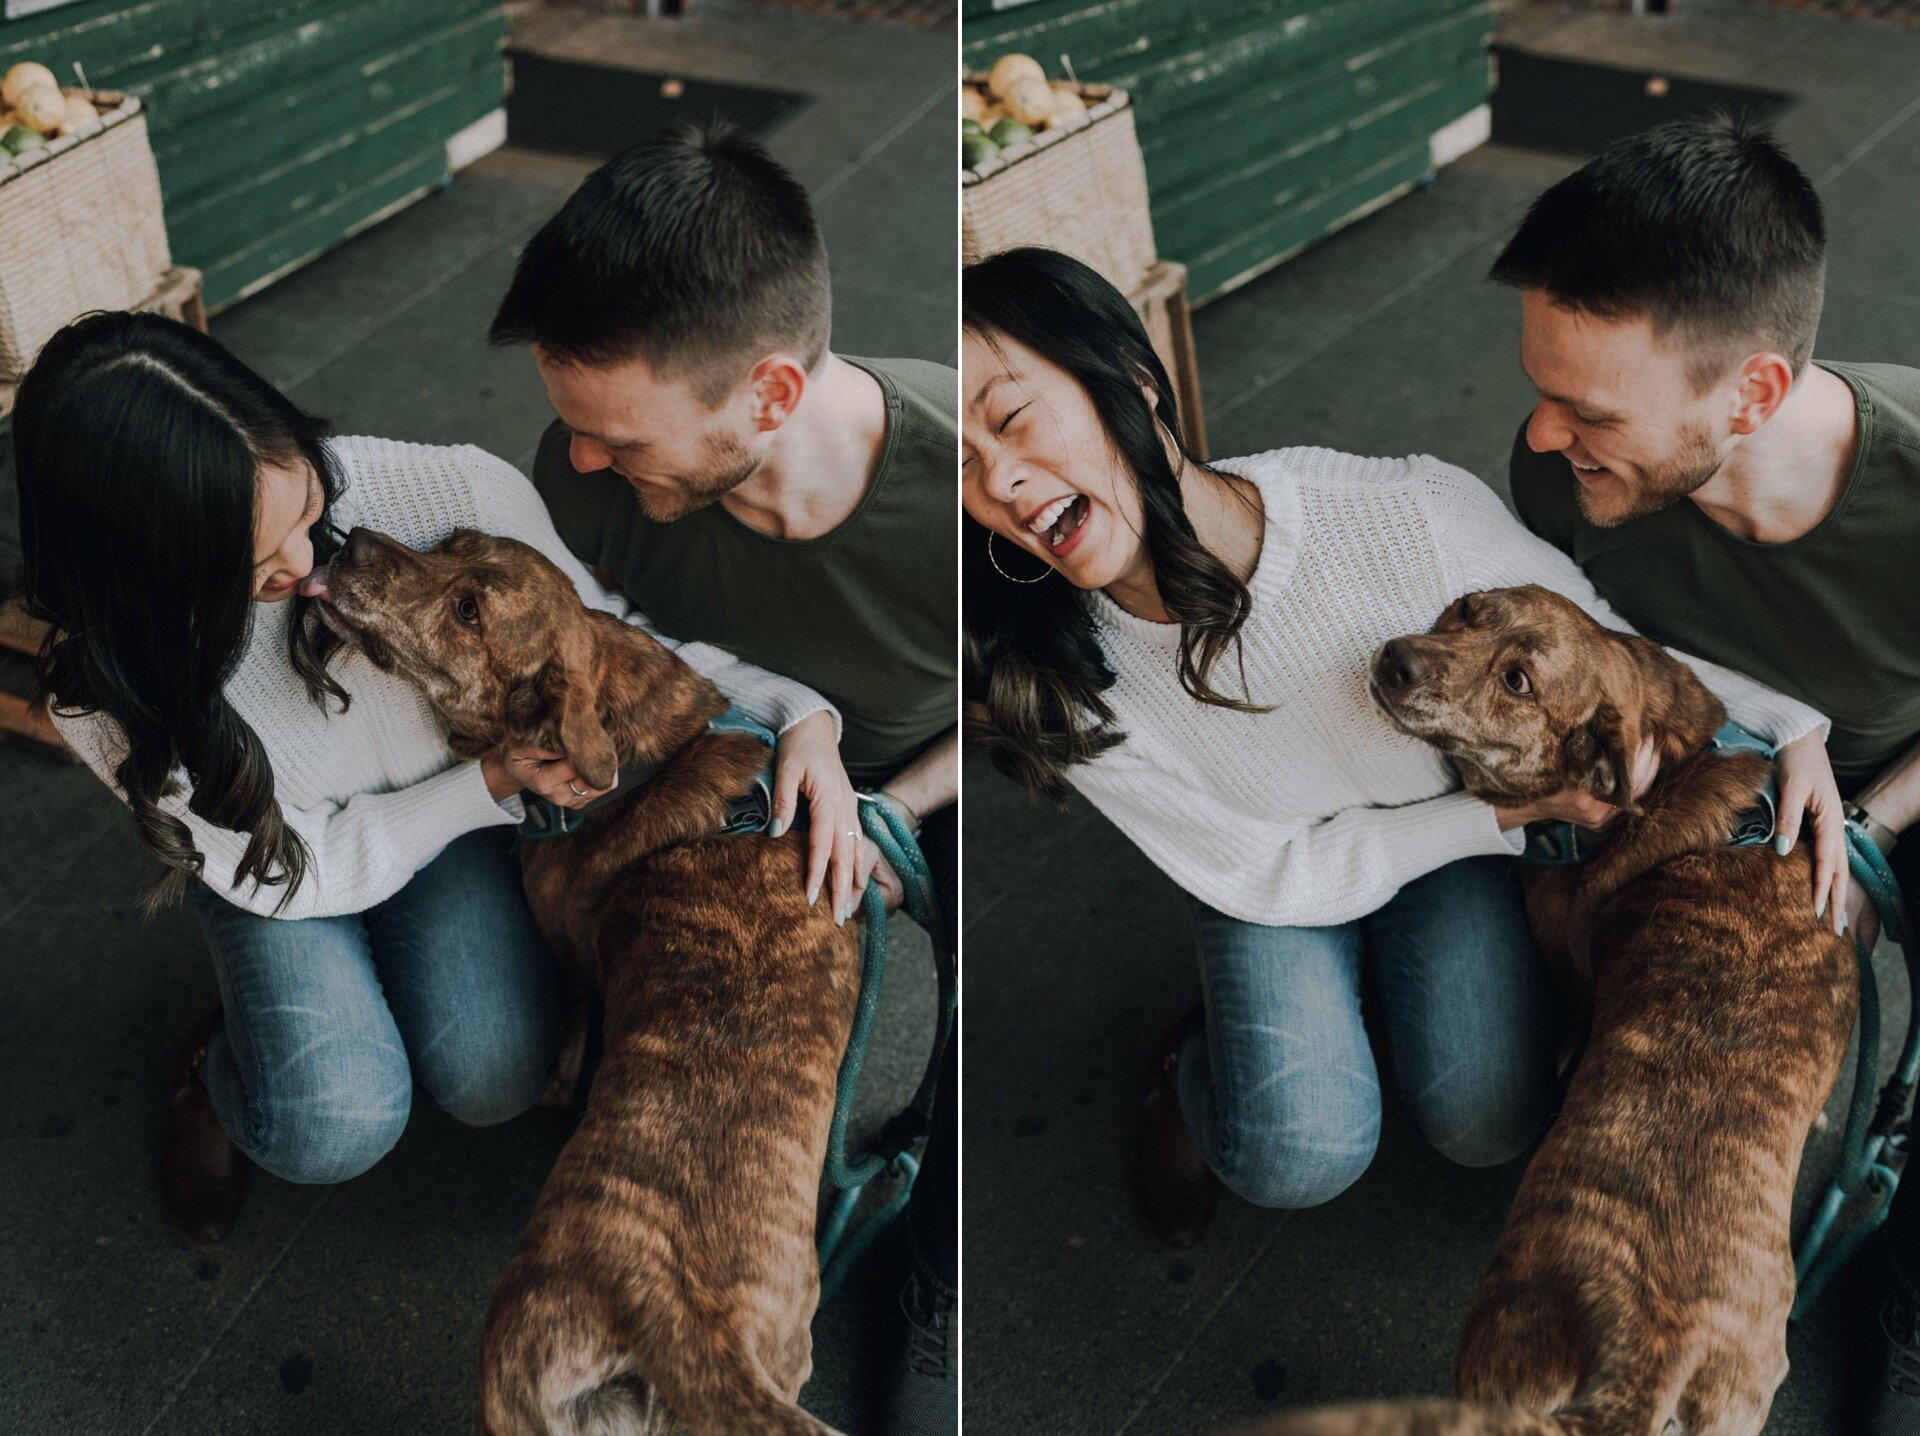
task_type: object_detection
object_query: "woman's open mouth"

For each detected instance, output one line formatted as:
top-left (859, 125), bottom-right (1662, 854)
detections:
top-left (1024, 494), bottom-right (1090, 555)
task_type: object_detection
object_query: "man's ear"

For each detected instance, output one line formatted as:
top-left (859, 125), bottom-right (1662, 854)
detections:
top-left (748, 353), bottom-right (808, 432)
top-left (506, 664), bottom-right (618, 791)
top-left (1565, 702), bottom-right (1641, 815)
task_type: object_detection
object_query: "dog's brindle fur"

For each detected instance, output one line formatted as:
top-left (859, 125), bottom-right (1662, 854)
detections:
top-left (320, 527), bottom-right (858, 1436)
top-left (1247, 585), bottom-right (1857, 1436)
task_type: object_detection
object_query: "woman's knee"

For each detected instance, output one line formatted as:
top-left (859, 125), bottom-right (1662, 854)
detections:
top-left (415, 1007), bottom-right (558, 1128)
top-left (1212, 1099), bottom-right (1381, 1209)
top-left (1408, 1067), bottom-right (1554, 1169)
top-left (248, 1074), bottom-right (413, 1184)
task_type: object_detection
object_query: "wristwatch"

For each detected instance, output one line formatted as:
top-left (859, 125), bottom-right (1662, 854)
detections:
top-left (1844, 800), bottom-right (1900, 857)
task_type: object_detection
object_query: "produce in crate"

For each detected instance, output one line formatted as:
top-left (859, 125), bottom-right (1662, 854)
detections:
top-left (0, 61), bottom-right (100, 150)
top-left (986, 53), bottom-right (1045, 100)
top-left (2, 125), bottom-right (45, 156)
top-left (962, 54), bottom-right (1098, 170)
top-left (0, 61), bottom-right (56, 108)
top-left (12, 83), bottom-right (64, 134)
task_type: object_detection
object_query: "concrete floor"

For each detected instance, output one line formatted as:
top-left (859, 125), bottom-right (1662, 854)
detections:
top-left (0, 5), bottom-right (951, 1433)
top-left (962, 3), bottom-right (1920, 1434)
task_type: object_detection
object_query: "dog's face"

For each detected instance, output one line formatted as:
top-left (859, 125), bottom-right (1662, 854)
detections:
top-left (1369, 584), bottom-right (1647, 810)
top-left (312, 527), bottom-right (617, 787)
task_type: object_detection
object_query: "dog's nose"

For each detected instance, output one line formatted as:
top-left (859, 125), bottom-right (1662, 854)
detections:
top-left (344, 527), bottom-right (379, 568)
top-left (1376, 638), bottom-right (1430, 689)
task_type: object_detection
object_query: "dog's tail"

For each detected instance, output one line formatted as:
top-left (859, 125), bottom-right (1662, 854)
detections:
top-left (1233, 1400), bottom-right (1583, 1436)
top-left (646, 1327), bottom-right (844, 1436)
top-left (478, 1340), bottom-right (841, 1436)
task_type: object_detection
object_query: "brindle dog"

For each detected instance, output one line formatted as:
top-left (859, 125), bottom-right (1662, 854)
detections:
top-left (1245, 584), bottom-right (1857, 1436)
top-left (317, 526), bottom-right (858, 1436)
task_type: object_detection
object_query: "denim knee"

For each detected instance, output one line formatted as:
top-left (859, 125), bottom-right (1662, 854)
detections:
top-left (1214, 1108), bottom-right (1381, 1210)
top-left (1408, 1073), bottom-right (1552, 1169)
top-left (427, 1050), bottom-right (552, 1129)
top-left (249, 1071), bottom-right (413, 1185)
top-left (413, 1007), bottom-right (558, 1129)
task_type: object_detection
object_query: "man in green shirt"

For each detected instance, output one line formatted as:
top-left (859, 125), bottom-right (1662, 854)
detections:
top-left (1492, 114), bottom-right (1920, 1430)
top-left (489, 124), bottom-right (957, 1434)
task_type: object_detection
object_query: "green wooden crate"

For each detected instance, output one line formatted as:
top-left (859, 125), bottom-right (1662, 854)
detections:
top-left (963, 0), bottom-right (1494, 301)
top-left (0, 0), bottom-right (507, 308)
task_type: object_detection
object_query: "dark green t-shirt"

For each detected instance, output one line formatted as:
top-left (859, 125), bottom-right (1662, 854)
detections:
top-left (1510, 360), bottom-right (1920, 786)
top-left (531, 355), bottom-right (956, 787)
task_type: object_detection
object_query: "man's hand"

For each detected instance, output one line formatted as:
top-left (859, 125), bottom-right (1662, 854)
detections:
top-left (481, 745), bottom-right (615, 808)
top-left (1774, 729), bottom-right (1849, 936)
top-left (769, 710), bottom-right (862, 922)
top-left (1494, 735), bottom-right (1659, 832)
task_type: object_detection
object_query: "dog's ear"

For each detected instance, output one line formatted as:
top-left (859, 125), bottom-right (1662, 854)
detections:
top-left (1565, 701), bottom-right (1642, 815)
top-left (505, 664), bottom-right (618, 792)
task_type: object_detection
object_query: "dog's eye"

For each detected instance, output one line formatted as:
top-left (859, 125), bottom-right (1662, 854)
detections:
top-left (1502, 667), bottom-right (1533, 696)
top-left (453, 595), bottom-right (481, 626)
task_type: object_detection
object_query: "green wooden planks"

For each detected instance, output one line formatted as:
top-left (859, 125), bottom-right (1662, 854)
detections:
top-left (964, 0), bottom-right (1494, 300)
top-left (0, 0), bottom-right (507, 307)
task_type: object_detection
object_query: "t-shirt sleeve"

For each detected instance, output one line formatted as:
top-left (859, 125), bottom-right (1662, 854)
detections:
top-left (1418, 456), bottom-right (1829, 749)
top-left (466, 444), bottom-right (838, 738)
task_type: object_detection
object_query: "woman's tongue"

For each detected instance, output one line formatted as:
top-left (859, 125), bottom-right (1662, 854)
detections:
top-left (1047, 494), bottom-right (1089, 548)
top-left (296, 565), bottom-right (331, 601)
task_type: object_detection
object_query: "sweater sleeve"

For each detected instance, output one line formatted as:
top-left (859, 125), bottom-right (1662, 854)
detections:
top-left (50, 705), bottom-right (517, 921)
top-left (1415, 457), bottom-right (1829, 749)
top-left (1072, 746), bottom-right (1523, 929)
top-left (459, 445), bottom-right (838, 739)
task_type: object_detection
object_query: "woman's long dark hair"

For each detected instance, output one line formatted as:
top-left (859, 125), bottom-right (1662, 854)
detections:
top-left (15, 311), bottom-right (349, 912)
top-left (963, 247), bottom-right (1260, 802)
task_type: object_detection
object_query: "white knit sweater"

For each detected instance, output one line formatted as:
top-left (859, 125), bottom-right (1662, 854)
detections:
top-left (52, 436), bottom-right (833, 921)
top-left (1070, 448), bottom-right (1828, 928)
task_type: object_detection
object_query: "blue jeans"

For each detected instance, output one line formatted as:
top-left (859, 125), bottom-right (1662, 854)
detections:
top-left (186, 828), bottom-right (560, 1185)
top-left (1178, 856), bottom-right (1559, 1210)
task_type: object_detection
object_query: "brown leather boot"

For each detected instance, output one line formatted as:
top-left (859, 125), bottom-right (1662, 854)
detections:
top-left (1132, 1005), bottom-right (1219, 1251)
top-left (161, 1010), bottom-right (247, 1248)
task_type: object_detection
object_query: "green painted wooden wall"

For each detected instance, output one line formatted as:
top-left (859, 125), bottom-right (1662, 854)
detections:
top-left (0, 0), bottom-right (508, 309)
top-left (962, 0), bottom-right (1495, 302)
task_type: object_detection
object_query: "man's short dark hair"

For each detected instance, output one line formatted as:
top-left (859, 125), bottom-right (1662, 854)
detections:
top-left (1489, 114), bottom-right (1826, 386)
top-left (490, 122), bottom-right (831, 400)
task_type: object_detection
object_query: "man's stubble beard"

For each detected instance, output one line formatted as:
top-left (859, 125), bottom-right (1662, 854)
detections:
top-left (630, 429), bottom-right (762, 522)
top-left (1574, 422), bottom-right (1724, 528)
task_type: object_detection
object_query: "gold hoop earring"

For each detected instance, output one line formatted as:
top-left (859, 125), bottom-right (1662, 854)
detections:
top-left (988, 531), bottom-right (1052, 584)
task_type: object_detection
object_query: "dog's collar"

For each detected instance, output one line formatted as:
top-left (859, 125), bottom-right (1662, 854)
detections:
top-left (1519, 720), bottom-right (1779, 868)
top-left (516, 706), bottom-right (779, 842)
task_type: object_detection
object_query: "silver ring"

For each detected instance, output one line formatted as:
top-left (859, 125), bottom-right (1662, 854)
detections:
top-left (845, 829), bottom-right (859, 839)
top-left (568, 781), bottom-right (588, 799)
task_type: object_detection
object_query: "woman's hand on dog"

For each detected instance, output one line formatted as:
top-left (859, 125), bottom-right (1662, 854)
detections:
top-left (1495, 736), bottom-right (1661, 832)
top-left (482, 747), bottom-right (616, 807)
top-left (1773, 730), bottom-right (1850, 936)
top-left (769, 711), bottom-right (863, 923)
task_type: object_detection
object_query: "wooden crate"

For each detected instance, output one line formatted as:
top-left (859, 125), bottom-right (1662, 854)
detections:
top-left (963, 81), bottom-right (1157, 297)
top-left (1129, 259), bottom-right (1206, 461)
top-left (0, 91), bottom-right (171, 380)
top-left (0, 601), bottom-right (63, 757)
top-left (0, 264), bottom-right (205, 421)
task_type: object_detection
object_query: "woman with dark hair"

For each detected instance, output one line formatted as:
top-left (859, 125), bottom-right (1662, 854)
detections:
top-left (961, 247), bottom-right (1841, 1249)
top-left (15, 311), bottom-right (857, 1245)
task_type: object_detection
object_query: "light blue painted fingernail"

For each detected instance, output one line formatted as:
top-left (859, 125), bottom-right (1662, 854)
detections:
top-left (768, 817), bottom-right (786, 838)
top-left (1839, 910), bottom-right (1849, 935)
top-left (808, 884), bottom-right (820, 906)
top-left (1816, 895), bottom-right (1827, 920)
top-left (1774, 833), bottom-right (1793, 856)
